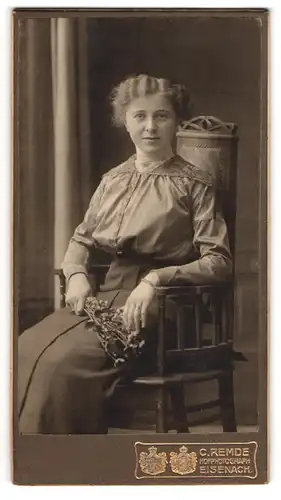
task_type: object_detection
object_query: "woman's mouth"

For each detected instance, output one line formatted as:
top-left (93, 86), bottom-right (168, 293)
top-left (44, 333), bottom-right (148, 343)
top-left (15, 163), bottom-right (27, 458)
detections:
top-left (143, 137), bottom-right (160, 141)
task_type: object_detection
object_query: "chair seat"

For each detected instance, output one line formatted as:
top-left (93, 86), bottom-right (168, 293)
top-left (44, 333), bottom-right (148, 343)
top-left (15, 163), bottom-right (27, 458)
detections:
top-left (132, 369), bottom-right (223, 386)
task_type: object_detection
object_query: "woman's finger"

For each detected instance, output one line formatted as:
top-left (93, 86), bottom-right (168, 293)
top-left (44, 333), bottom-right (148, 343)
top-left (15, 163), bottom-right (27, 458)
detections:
top-left (75, 296), bottom-right (86, 315)
top-left (122, 301), bottom-right (131, 329)
top-left (133, 304), bottom-right (142, 333)
top-left (141, 302), bottom-right (148, 329)
top-left (126, 302), bottom-right (136, 331)
top-left (66, 297), bottom-right (75, 312)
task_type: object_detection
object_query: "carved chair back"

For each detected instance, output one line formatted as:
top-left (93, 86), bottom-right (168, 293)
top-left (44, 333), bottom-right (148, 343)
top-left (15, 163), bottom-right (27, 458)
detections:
top-left (177, 116), bottom-right (238, 260)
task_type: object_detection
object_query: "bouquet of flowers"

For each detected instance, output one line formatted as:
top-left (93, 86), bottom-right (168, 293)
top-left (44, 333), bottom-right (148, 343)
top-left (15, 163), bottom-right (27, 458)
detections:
top-left (84, 296), bottom-right (145, 366)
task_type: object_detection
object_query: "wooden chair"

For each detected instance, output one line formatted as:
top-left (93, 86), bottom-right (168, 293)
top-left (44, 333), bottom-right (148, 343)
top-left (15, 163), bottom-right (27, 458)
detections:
top-left (56, 115), bottom-right (239, 433)
top-left (56, 269), bottom-right (236, 433)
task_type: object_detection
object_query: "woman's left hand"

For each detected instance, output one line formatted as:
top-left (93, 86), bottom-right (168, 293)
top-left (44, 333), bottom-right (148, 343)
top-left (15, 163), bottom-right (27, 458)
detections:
top-left (122, 281), bottom-right (155, 333)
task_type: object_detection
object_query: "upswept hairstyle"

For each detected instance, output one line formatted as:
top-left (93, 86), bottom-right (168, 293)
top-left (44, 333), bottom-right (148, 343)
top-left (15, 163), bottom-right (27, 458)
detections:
top-left (110, 74), bottom-right (190, 127)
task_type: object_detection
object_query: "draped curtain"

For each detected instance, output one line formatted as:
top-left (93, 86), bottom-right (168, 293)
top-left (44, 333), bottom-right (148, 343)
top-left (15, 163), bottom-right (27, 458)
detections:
top-left (17, 17), bottom-right (92, 329)
top-left (51, 18), bottom-right (92, 307)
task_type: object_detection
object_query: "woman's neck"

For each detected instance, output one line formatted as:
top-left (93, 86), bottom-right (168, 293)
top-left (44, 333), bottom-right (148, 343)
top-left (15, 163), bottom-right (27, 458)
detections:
top-left (135, 146), bottom-right (174, 165)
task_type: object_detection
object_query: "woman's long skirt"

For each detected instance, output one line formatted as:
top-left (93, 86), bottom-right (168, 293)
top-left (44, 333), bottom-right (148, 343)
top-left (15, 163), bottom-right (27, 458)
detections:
top-left (18, 259), bottom-right (165, 434)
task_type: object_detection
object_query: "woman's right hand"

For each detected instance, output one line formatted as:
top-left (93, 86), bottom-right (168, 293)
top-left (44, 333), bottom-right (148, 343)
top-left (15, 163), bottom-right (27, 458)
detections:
top-left (65, 273), bottom-right (92, 315)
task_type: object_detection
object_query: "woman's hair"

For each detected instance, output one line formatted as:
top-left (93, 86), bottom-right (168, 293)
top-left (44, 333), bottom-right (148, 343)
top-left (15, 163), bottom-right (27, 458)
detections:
top-left (110, 74), bottom-right (191, 127)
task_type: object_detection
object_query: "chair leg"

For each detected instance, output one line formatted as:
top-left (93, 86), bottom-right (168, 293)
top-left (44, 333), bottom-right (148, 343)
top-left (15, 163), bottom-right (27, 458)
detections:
top-left (218, 370), bottom-right (237, 432)
top-left (156, 386), bottom-right (168, 433)
top-left (169, 385), bottom-right (190, 433)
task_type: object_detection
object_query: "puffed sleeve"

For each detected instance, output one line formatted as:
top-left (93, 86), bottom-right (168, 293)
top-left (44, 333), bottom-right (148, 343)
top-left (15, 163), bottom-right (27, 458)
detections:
top-left (61, 176), bottom-right (106, 282)
top-left (152, 182), bottom-right (233, 285)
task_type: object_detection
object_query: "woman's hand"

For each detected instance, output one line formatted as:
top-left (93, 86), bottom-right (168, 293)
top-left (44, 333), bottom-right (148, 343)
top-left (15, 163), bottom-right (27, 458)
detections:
top-left (65, 273), bottom-right (92, 315)
top-left (122, 280), bottom-right (156, 333)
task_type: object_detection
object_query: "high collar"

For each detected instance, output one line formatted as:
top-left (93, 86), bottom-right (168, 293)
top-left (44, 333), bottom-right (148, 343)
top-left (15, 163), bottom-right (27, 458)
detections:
top-left (135, 147), bottom-right (175, 172)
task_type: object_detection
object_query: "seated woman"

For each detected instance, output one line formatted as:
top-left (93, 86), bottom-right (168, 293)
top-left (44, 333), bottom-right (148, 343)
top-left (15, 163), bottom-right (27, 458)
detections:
top-left (18, 74), bottom-right (232, 434)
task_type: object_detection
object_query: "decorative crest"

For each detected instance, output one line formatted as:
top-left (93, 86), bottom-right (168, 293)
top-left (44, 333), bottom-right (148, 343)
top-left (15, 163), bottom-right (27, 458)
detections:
top-left (180, 115), bottom-right (237, 135)
top-left (139, 446), bottom-right (168, 475)
top-left (169, 446), bottom-right (198, 475)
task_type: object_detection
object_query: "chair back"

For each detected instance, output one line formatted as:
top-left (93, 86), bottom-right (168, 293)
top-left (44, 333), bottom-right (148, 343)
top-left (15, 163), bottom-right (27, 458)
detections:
top-left (177, 116), bottom-right (238, 260)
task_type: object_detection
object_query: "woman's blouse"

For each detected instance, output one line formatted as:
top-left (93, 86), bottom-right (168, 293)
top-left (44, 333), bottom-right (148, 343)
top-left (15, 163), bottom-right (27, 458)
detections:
top-left (62, 154), bottom-right (232, 286)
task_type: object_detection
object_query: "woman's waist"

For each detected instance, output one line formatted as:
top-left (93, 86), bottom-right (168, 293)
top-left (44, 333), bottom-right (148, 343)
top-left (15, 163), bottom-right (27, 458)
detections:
top-left (98, 252), bottom-right (194, 293)
top-left (93, 232), bottom-right (196, 264)
top-left (110, 247), bottom-right (196, 269)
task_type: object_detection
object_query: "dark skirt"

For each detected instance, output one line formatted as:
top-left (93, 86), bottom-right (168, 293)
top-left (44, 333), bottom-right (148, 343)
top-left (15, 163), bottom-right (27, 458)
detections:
top-left (18, 258), bottom-right (169, 434)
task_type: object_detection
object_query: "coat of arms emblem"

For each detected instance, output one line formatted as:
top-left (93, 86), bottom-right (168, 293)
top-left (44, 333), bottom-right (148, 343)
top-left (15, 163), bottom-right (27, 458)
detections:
top-left (139, 446), bottom-right (168, 475)
top-left (169, 446), bottom-right (197, 475)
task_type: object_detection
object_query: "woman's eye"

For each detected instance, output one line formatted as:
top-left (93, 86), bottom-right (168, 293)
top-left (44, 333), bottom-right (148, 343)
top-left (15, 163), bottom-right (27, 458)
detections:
top-left (156, 113), bottom-right (168, 120)
top-left (135, 113), bottom-right (145, 120)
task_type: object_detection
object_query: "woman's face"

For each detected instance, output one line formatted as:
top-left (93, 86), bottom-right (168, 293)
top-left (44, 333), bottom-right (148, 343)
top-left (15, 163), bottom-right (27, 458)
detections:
top-left (124, 93), bottom-right (177, 156)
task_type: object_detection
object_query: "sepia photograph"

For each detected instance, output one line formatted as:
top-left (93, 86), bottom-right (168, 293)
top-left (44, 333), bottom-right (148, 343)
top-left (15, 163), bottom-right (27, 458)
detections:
top-left (13, 8), bottom-right (268, 485)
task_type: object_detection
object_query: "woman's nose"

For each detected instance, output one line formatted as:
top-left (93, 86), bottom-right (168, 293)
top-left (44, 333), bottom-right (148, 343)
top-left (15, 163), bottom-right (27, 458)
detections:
top-left (145, 117), bottom-right (157, 133)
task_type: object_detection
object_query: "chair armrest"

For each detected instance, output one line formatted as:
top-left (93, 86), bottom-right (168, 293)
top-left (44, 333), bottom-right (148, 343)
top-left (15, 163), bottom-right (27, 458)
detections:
top-left (154, 283), bottom-right (231, 297)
